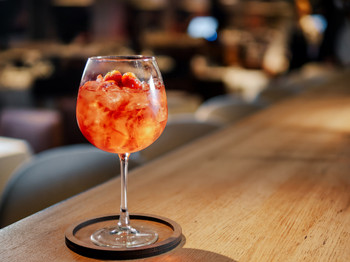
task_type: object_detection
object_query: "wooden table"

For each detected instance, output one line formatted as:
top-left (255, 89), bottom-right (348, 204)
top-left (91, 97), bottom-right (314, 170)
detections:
top-left (1, 70), bottom-right (350, 261)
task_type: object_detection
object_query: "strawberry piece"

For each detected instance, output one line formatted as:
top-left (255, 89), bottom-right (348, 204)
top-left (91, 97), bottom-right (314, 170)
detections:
top-left (96, 74), bottom-right (103, 82)
top-left (103, 70), bottom-right (122, 86)
top-left (122, 72), bottom-right (142, 89)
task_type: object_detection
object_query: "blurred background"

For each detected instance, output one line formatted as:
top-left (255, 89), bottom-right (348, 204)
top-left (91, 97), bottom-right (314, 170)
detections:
top-left (0, 0), bottom-right (349, 153)
top-left (1, 0), bottom-right (350, 227)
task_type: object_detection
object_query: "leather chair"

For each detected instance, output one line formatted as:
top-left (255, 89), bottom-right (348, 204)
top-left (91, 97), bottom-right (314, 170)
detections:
top-left (195, 94), bottom-right (264, 125)
top-left (0, 144), bottom-right (140, 227)
top-left (139, 116), bottom-right (222, 161)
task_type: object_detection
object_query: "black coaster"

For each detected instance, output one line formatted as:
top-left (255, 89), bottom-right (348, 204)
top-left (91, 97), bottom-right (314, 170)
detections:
top-left (65, 214), bottom-right (182, 260)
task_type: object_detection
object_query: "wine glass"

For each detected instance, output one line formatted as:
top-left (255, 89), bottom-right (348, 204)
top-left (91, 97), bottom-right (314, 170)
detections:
top-left (76, 56), bottom-right (168, 248)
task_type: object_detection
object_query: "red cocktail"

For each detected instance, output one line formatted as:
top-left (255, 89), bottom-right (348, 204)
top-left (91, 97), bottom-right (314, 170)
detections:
top-left (76, 56), bottom-right (168, 248)
top-left (76, 70), bottom-right (167, 153)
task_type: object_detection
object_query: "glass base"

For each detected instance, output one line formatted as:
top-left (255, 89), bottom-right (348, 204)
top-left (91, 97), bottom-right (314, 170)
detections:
top-left (90, 226), bottom-right (158, 248)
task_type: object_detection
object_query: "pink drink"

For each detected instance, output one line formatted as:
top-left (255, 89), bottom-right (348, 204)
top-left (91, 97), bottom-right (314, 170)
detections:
top-left (76, 71), bottom-right (167, 153)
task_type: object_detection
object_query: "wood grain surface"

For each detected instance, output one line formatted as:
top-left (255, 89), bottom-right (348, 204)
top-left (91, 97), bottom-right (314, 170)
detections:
top-left (1, 71), bottom-right (350, 261)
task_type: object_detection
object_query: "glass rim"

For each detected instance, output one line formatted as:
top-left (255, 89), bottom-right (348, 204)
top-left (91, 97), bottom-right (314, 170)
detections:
top-left (88, 55), bottom-right (155, 62)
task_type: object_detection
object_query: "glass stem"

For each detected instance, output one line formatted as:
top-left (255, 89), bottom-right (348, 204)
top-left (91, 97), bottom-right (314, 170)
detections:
top-left (118, 153), bottom-right (131, 230)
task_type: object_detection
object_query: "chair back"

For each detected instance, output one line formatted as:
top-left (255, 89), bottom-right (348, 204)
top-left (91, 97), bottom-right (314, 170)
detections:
top-left (195, 95), bottom-right (264, 125)
top-left (139, 117), bottom-right (221, 161)
top-left (0, 144), bottom-right (139, 227)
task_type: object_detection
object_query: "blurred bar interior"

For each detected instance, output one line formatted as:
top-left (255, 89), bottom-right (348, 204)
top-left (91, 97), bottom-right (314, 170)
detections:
top-left (0, 0), bottom-right (350, 225)
top-left (1, 0), bottom-right (349, 145)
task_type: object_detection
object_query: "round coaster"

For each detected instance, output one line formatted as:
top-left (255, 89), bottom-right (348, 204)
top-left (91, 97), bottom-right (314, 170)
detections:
top-left (65, 214), bottom-right (182, 260)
